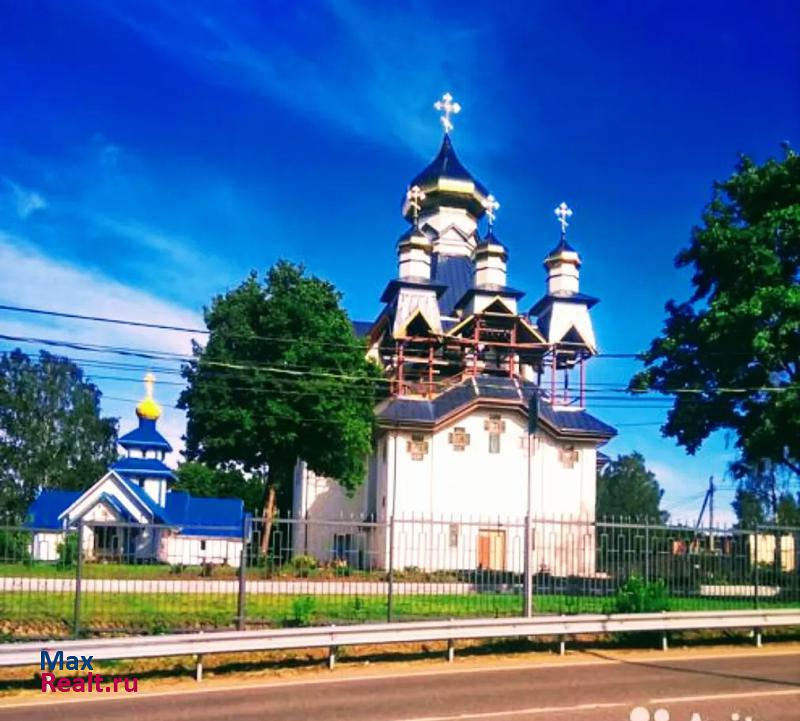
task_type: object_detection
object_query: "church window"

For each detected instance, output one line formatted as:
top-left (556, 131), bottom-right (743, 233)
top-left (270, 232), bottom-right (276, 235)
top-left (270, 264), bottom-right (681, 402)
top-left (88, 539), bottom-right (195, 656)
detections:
top-left (485, 414), bottom-right (505, 454)
top-left (559, 446), bottom-right (580, 469)
top-left (448, 427), bottom-right (470, 451)
top-left (381, 438), bottom-right (388, 464)
top-left (333, 533), bottom-right (357, 565)
top-left (200, 540), bottom-right (207, 551)
top-left (407, 434), bottom-right (429, 461)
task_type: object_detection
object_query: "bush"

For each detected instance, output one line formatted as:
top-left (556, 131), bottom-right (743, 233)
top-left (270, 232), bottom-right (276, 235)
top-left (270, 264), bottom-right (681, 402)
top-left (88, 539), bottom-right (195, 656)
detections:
top-left (0, 529), bottom-right (31, 562)
top-left (288, 595), bottom-right (317, 626)
top-left (57, 534), bottom-right (79, 567)
top-left (611, 576), bottom-right (669, 614)
top-left (291, 554), bottom-right (317, 577)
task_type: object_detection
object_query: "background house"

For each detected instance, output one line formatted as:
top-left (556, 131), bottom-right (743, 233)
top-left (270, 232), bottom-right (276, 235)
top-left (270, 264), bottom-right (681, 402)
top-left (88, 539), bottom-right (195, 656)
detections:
top-left (27, 374), bottom-right (248, 567)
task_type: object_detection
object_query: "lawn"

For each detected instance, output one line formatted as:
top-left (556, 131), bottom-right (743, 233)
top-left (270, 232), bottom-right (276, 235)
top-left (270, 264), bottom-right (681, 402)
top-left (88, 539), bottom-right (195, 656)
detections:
top-left (0, 561), bottom-right (393, 581)
top-left (0, 587), bottom-right (795, 640)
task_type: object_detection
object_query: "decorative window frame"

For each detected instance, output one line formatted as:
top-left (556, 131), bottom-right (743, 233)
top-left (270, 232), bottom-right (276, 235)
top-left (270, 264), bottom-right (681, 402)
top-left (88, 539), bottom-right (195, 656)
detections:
top-left (407, 433), bottom-right (429, 461)
top-left (448, 426), bottom-right (471, 451)
top-left (485, 414), bottom-right (505, 454)
top-left (559, 445), bottom-right (580, 469)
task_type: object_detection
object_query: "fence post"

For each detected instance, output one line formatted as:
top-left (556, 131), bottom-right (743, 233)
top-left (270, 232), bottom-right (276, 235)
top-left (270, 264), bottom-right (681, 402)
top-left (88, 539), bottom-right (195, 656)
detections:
top-left (387, 515), bottom-right (395, 622)
top-left (644, 520), bottom-right (651, 585)
top-left (753, 525), bottom-right (760, 610)
top-left (73, 522), bottom-right (84, 638)
top-left (237, 517), bottom-right (248, 631)
top-left (523, 512), bottom-right (532, 617)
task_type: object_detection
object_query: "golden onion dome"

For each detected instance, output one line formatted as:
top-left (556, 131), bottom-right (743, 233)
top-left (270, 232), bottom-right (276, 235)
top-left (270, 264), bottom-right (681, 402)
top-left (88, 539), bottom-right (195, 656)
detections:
top-left (135, 372), bottom-right (162, 421)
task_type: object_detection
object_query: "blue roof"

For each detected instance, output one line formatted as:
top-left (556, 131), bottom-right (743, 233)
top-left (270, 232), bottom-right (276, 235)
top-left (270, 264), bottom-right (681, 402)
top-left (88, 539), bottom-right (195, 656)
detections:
top-left (111, 456), bottom-right (176, 479)
top-left (376, 376), bottom-right (616, 440)
top-left (118, 476), bottom-right (169, 521)
top-left (119, 417), bottom-right (172, 452)
top-left (26, 490), bottom-right (81, 530)
top-left (25, 477), bottom-right (247, 538)
top-left (453, 286), bottom-right (525, 311)
top-left (165, 491), bottom-right (246, 537)
top-left (380, 277), bottom-right (446, 304)
top-left (529, 292), bottom-right (600, 316)
top-left (432, 254), bottom-right (474, 316)
top-left (96, 492), bottom-right (136, 522)
top-left (351, 320), bottom-right (373, 337)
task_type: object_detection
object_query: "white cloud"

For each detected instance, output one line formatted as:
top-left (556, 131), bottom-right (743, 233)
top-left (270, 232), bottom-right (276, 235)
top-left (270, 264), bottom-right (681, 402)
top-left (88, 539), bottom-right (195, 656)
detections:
top-left (96, 1), bottom-right (503, 155)
top-left (0, 232), bottom-right (203, 460)
top-left (2, 178), bottom-right (47, 219)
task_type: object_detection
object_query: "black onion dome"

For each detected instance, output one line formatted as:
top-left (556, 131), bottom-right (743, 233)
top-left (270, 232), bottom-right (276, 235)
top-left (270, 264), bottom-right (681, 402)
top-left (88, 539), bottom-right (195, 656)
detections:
top-left (477, 229), bottom-right (505, 249)
top-left (410, 135), bottom-right (489, 195)
top-left (545, 236), bottom-right (578, 261)
top-left (403, 135), bottom-right (490, 220)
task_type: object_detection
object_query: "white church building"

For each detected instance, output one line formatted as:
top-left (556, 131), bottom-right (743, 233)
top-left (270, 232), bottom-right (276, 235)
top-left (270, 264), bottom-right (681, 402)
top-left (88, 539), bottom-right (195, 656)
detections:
top-left (293, 94), bottom-right (616, 577)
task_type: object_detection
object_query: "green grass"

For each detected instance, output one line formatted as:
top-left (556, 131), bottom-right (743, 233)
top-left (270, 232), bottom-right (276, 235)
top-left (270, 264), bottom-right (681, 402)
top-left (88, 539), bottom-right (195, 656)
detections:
top-left (1, 589), bottom-right (796, 640)
top-left (0, 561), bottom-right (391, 581)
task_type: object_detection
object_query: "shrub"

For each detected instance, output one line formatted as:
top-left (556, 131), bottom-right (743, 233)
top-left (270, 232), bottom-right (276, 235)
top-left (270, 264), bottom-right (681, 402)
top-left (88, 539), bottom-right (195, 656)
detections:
top-left (57, 534), bottom-right (79, 567)
top-left (291, 554), bottom-right (317, 577)
top-left (333, 558), bottom-right (351, 577)
top-left (289, 595), bottom-right (317, 626)
top-left (611, 576), bottom-right (669, 614)
top-left (0, 529), bottom-right (31, 562)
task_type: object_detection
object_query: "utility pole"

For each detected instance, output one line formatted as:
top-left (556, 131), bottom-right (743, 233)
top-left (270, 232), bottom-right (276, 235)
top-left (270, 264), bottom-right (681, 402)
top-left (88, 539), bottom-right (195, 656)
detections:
top-left (708, 476), bottom-right (714, 527)
top-left (524, 393), bottom-right (539, 617)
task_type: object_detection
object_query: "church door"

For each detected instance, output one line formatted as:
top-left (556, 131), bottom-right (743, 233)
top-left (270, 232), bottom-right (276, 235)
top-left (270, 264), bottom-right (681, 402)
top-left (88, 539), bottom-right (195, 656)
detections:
top-left (477, 530), bottom-right (506, 571)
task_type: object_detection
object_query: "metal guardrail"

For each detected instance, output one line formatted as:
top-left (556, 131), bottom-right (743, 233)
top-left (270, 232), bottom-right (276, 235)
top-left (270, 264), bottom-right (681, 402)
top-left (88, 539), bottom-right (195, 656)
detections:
top-left (2, 609), bottom-right (799, 677)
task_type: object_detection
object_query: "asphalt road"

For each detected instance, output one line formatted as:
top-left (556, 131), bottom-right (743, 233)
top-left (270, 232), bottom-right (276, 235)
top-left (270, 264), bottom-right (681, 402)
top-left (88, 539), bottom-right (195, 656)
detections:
top-left (2, 651), bottom-right (799, 721)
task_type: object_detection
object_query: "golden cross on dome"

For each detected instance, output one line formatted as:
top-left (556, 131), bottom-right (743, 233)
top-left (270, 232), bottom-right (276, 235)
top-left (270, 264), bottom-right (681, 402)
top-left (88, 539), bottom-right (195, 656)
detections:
top-left (136, 371), bottom-right (162, 421)
top-left (406, 185), bottom-right (426, 225)
top-left (554, 201), bottom-right (573, 237)
top-left (433, 92), bottom-right (461, 133)
top-left (482, 194), bottom-right (500, 230)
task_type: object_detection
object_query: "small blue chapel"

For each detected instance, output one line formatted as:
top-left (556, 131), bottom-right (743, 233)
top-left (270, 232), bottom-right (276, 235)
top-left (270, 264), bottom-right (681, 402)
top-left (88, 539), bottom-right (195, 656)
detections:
top-left (27, 374), bottom-right (248, 566)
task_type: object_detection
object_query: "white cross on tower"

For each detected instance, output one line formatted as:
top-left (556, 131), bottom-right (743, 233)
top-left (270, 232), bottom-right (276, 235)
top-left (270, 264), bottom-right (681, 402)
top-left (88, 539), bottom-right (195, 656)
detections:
top-left (433, 92), bottom-right (461, 133)
top-left (482, 194), bottom-right (500, 229)
top-left (406, 185), bottom-right (426, 224)
top-left (554, 201), bottom-right (573, 237)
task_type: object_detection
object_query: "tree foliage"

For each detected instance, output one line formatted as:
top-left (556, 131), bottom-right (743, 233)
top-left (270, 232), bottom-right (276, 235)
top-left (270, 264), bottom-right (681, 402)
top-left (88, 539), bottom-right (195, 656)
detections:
top-left (179, 261), bottom-right (380, 514)
top-left (730, 458), bottom-right (800, 528)
top-left (631, 148), bottom-right (800, 476)
top-left (0, 349), bottom-right (118, 521)
top-left (596, 452), bottom-right (668, 522)
top-left (174, 461), bottom-right (264, 514)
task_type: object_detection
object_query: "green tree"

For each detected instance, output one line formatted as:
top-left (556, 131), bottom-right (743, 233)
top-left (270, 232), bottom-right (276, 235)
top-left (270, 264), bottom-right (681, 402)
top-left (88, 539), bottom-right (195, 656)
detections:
top-left (730, 458), bottom-right (800, 527)
top-left (179, 261), bottom-right (380, 550)
top-left (0, 349), bottom-right (118, 522)
top-left (596, 452), bottom-right (668, 522)
top-left (174, 461), bottom-right (263, 514)
top-left (631, 147), bottom-right (800, 476)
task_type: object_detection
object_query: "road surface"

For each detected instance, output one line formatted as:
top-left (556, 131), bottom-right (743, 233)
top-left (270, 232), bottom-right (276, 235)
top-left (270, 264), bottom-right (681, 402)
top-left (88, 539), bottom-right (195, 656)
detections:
top-left (1, 651), bottom-right (798, 720)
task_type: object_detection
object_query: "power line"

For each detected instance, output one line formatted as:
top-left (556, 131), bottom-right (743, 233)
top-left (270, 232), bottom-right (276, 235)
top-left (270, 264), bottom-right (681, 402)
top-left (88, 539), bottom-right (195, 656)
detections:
top-left (0, 302), bottom-right (646, 357)
top-left (2, 339), bottom-right (794, 404)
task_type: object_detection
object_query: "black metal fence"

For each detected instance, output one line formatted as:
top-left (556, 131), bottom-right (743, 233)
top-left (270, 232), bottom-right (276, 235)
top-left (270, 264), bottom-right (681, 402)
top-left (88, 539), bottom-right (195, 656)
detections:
top-left (0, 515), bottom-right (797, 640)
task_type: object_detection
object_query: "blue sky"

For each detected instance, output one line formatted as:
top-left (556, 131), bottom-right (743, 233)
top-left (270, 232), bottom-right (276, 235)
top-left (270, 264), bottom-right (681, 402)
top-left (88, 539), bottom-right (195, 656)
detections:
top-left (1, 0), bottom-right (798, 522)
